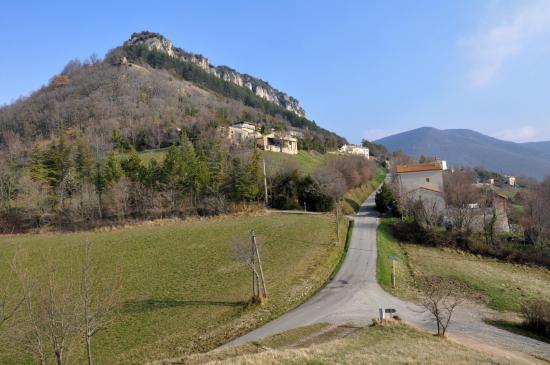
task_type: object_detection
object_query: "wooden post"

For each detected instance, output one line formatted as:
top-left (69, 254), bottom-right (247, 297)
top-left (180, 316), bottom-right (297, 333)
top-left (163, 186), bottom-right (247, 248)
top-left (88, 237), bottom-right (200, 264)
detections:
top-left (251, 234), bottom-right (257, 299)
top-left (252, 230), bottom-right (268, 299)
top-left (391, 260), bottom-right (396, 288)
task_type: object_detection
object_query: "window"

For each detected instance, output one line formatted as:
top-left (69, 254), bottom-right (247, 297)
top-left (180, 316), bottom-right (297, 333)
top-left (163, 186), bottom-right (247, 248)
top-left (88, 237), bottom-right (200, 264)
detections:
top-left (426, 178), bottom-right (430, 182)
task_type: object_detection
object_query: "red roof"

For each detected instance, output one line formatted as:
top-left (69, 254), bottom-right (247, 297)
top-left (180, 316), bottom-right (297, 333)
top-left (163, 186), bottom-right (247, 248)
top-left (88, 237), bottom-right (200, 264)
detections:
top-left (395, 162), bottom-right (443, 173)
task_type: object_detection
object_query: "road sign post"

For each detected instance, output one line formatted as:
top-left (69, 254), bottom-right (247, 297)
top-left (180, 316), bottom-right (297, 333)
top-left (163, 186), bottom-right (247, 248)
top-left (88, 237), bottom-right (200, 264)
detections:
top-left (388, 255), bottom-right (399, 289)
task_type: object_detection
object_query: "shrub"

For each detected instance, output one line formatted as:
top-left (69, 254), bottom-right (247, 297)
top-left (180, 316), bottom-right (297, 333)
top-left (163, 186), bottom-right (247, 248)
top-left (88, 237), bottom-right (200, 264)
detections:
top-left (520, 299), bottom-right (550, 339)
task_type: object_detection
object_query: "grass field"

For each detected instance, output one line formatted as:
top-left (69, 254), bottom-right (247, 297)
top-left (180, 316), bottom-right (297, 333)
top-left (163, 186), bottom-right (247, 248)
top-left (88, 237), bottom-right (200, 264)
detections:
top-left (376, 219), bottom-right (550, 312)
top-left (262, 150), bottom-right (327, 175)
top-left (180, 322), bottom-right (515, 365)
top-left (0, 213), bottom-right (345, 364)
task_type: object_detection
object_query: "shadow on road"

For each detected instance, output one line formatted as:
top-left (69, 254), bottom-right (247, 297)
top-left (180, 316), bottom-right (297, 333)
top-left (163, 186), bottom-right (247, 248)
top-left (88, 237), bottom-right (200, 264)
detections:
top-left (123, 298), bottom-right (248, 313)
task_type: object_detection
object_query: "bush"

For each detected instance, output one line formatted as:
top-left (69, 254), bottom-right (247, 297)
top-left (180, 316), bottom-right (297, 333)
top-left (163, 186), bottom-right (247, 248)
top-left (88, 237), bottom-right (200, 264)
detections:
top-left (375, 183), bottom-right (395, 213)
top-left (520, 299), bottom-right (550, 339)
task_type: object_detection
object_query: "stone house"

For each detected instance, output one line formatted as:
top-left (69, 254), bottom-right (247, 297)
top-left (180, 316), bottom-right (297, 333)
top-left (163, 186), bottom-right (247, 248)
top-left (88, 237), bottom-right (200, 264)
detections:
top-left (256, 132), bottom-right (298, 155)
top-left (227, 122), bottom-right (260, 143)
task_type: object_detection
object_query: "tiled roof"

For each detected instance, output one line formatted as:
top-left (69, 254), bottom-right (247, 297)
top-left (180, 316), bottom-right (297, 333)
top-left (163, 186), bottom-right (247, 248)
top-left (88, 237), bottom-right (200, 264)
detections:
top-left (395, 162), bottom-right (443, 173)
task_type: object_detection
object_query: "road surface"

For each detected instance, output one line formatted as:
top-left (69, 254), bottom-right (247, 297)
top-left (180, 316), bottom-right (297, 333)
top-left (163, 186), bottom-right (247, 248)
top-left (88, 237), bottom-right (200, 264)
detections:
top-left (225, 190), bottom-right (550, 362)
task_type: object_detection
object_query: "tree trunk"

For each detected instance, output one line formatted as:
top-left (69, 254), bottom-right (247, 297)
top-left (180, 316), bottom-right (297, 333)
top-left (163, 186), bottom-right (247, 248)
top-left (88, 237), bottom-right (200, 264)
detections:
top-left (86, 334), bottom-right (93, 365)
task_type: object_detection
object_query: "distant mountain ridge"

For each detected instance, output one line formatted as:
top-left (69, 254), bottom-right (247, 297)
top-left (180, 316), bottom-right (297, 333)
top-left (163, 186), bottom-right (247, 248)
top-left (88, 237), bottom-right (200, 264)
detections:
top-left (375, 127), bottom-right (550, 179)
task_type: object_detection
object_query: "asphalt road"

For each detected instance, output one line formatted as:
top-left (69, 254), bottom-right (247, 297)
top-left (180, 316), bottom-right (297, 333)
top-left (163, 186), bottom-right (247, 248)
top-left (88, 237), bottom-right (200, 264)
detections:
top-left (224, 190), bottom-right (550, 362)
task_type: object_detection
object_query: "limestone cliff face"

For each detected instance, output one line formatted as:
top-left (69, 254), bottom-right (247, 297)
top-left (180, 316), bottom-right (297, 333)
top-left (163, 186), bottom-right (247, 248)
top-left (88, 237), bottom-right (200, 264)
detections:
top-left (124, 32), bottom-right (305, 117)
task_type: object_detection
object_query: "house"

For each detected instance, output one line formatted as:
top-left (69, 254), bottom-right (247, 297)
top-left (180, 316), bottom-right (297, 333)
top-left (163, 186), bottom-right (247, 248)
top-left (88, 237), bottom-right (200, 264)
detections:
top-left (256, 132), bottom-right (298, 155)
top-left (394, 161), bottom-right (447, 216)
top-left (288, 129), bottom-right (304, 138)
top-left (227, 122), bottom-right (260, 143)
top-left (505, 175), bottom-right (516, 187)
top-left (338, 144), bottom-right (370, 158)
top-left (395, 161), bottom-right (446, 193)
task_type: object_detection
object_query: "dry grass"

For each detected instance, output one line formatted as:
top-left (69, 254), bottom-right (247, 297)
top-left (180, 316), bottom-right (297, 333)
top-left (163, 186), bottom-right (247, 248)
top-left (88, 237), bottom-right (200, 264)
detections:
top-left (181, 322), bottom-right (514, 365)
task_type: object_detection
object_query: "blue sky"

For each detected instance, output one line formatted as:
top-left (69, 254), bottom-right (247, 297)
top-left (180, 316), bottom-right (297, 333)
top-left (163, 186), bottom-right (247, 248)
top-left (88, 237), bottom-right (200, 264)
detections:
top-left (2, 0), bottom-right (550, 143)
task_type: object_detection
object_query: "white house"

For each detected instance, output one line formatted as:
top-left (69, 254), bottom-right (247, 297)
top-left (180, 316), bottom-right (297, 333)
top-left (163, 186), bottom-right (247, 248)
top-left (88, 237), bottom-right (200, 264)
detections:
top-left (505, 175), bottom-right (516, 187)
top-left (338, 144), bottom-right (370, 158)
top-left (395, 161), bottom-right (447, 216)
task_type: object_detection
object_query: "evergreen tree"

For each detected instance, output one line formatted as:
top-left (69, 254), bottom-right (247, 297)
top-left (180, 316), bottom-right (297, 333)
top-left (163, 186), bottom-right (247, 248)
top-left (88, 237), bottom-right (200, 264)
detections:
top-left (104, 152), bottom-right (122, 184)
top-left (74, 137), bottom-right (94, 184)
top-left (121, 147), bottom-right (143, 183)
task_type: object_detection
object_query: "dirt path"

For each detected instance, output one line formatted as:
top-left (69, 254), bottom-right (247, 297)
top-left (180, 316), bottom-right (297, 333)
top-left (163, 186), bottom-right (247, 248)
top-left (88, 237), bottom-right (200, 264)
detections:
top-left (225, 190), bottom-right (550, 363)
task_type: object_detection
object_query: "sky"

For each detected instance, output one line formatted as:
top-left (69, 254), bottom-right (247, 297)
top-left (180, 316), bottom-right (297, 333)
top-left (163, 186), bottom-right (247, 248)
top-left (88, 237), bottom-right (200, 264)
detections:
top-left (2, 0), bottom-right (550, 143)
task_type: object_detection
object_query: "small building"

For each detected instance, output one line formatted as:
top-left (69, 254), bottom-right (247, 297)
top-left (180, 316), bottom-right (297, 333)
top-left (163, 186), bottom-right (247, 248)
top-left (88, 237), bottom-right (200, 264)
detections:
top-left (227, 122), bottom-right (259, 143)
top-left (288, 129), bottom-right (304, 138)
top-left (394, 161), bottom-right (448, 217)
top-left (338, 144), bottom-right (370, 158)
top-left (488, 178), bottom-right (495, 185)
top-left (395, 161), bottom-right (446, 194)
top-left (505, 175), bottom-right (516, 187)
top-left (256, 133), bottom-right (298, 155)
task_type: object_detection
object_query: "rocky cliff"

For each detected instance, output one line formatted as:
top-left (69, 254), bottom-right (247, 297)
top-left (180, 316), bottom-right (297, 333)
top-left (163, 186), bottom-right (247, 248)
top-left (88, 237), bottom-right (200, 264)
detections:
top-left (124, 31), bottom-right (305, 117)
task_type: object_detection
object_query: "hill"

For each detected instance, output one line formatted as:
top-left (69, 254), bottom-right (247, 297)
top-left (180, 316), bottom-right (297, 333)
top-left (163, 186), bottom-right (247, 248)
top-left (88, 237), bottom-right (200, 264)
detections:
top-left (0, 31), bottom-right (344, 151)
top-left (375, 127), bottom-right (550, 179)
top-left (521, 141), bottom-right (550, 160)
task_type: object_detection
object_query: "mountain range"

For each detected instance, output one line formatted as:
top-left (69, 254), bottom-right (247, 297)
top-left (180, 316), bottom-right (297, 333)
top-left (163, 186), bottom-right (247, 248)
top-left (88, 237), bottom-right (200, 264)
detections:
top-left (376, 127), bottom-right (550, 179)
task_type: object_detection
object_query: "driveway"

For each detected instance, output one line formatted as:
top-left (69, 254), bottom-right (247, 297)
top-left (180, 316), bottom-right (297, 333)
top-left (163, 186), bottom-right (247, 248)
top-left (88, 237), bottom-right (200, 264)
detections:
top-left (224, 190), bottom-right (550, 363)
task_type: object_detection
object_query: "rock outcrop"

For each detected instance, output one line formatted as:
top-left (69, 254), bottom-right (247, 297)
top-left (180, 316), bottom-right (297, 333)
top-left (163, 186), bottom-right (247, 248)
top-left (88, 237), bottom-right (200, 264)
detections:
top-left (124, 32), bottom-right (305, 117)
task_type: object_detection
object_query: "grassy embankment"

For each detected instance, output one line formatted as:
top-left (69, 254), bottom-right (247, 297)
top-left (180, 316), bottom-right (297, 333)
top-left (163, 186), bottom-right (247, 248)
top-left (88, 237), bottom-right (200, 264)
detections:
top-left (342, 163), bottom-right (387, 214)
top-left (376, 218), bottom-right (550, 312)
top-left (0, 213), bottom-right (345, 365)
top-left (177, 322), bottom-right (515, 365)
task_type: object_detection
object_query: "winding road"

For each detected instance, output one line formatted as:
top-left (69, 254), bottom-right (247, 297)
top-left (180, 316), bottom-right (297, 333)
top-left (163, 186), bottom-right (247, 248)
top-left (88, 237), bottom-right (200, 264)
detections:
top-left (225, 190), bottom-right (550, 363)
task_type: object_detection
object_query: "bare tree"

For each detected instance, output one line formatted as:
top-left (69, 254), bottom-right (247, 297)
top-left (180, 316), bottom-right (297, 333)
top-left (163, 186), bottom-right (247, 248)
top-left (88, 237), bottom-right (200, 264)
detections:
top-left (522, 177), bottom-right (550, 252)
top-left (80, 240), bottom-right (121, 365)
top-left (444, 168), bottom-right (481, 233)
top-left (233, 231), bottom-right (267, 302)
top-left (419, 276), bottom-right (462, 336)
top-left (19, 264), bottom-right (79, 365)
top-left (0, 255), bottom-right (26, 330)
top-left (313, 163), bottom-right (348, 242)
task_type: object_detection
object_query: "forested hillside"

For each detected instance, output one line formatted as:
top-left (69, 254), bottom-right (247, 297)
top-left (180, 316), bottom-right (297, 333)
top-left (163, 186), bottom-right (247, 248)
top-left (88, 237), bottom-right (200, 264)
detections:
top-left (0, 32), bottom-right (377, 232)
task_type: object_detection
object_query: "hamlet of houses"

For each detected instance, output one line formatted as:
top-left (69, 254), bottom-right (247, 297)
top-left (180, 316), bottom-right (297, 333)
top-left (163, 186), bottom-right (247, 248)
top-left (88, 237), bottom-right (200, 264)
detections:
top-left (394, 160), bottom-right (510, 233)
top-left (225, 122), bottom-right (298, 155)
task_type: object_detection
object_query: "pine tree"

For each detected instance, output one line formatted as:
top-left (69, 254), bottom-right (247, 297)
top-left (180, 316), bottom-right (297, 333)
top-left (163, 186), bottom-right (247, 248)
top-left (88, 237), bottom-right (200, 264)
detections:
top-left (121, 147), bottom-right (143, 183)
top-left (74, 137), bottom-right (94, 184)
top-left (104, 152), bottom-right (122, 185)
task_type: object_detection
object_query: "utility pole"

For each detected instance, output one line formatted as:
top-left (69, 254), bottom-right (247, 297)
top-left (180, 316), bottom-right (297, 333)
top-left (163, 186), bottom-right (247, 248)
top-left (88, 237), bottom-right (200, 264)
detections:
top-left (251, 230), bottom-right (268, 299)
top-left (262, 158), bottom-right (268, 208)
top-left (251, 234), bottom-right (257, 299)
top-left (335, 201), bottom-right (340, 244)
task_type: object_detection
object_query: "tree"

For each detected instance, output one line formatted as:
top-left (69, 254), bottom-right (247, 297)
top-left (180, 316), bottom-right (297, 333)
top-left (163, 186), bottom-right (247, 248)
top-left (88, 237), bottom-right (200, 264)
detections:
top-left (444, 168), bottom-right (480, 233)
top-left (121, 147), bottom-right (143, 183)
top-left (375, 183), bottom-right (395, 213)
top-left (419, 276), bottom-right (463, 337)
top-left (521, 177), bottom-right (550, 253)
top-left (20, 265), bottom-right (79, 365)
top-left (80, 241), bottom-right (121, 365)
top-left (0, 255), bottom-right (25, 331)
top-left (104, 152), bottom-right (122, 185)
top-left (233, 231), bottom-right (267, 302)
